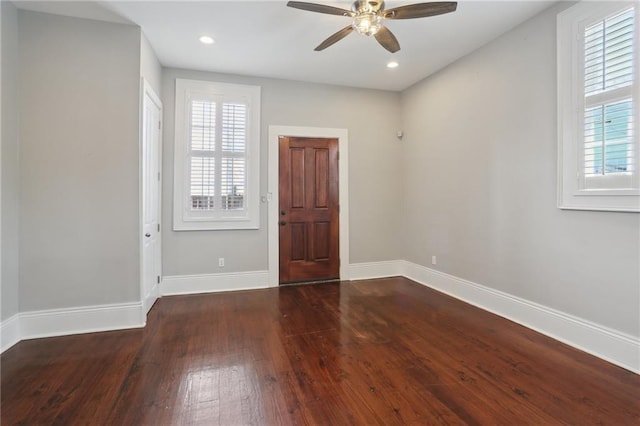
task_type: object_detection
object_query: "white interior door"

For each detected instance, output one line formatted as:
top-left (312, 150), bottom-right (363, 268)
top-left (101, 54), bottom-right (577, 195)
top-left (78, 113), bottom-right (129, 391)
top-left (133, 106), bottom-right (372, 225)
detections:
top-left (142, 80), bottom-right (162, 314)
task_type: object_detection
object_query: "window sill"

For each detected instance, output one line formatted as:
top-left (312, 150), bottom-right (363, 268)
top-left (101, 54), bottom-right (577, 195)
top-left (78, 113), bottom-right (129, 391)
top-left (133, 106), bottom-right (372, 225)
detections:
top-left (558, 194), bottom-right (640, 212)
top-left (173, 218), bottom-right (259, 231)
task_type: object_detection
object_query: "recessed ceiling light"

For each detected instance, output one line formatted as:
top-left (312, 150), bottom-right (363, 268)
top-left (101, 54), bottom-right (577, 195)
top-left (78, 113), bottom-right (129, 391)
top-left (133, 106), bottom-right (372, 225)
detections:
top-left (199, 36), bottom-right (215, 45)
top-left (387, 61), bottom-right (399, 69)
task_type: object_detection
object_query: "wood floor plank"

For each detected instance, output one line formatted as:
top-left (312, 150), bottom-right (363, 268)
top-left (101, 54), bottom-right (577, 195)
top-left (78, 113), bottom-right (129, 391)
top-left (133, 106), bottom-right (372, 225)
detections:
top-left (2, 277), bottom-right (639, 425)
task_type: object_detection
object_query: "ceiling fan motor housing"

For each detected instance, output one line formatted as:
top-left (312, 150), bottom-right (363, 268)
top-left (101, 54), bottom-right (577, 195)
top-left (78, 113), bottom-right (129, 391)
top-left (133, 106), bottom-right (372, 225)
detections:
top-left (351, 0), bottom-right (385, 14)
top-left (351, 0), bottom-right (385, 36)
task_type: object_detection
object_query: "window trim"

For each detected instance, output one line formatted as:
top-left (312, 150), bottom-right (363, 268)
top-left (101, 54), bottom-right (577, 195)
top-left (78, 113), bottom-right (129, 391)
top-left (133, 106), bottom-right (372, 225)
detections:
top-left (557, 1), bottom-right (639, 212)
top-left (173, 79), bottom-right (261, 230)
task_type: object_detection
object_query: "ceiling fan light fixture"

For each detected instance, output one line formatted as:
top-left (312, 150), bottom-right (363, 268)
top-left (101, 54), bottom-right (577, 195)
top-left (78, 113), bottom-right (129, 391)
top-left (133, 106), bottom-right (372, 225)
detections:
top-left (352, 12), bottom-right (382, 36)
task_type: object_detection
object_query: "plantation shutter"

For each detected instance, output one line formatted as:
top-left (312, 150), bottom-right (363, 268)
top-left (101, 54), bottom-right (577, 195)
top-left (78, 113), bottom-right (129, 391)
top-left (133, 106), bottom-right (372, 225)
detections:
top-left (188, 98), bottom-right (248, 212)
top-left (221, 103), bottom-right (247, 210)
top-left (582, 7), bottom-right (636, 184)
top-left (190, 100), bottom-right (216, 209)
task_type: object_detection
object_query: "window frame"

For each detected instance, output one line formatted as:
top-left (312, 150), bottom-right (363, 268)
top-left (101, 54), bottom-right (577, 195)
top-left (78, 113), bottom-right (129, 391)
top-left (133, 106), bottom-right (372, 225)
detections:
top-left (557, 1), bottom-right (639, 212)
top-left (173, 79), bottom-right (261, 230)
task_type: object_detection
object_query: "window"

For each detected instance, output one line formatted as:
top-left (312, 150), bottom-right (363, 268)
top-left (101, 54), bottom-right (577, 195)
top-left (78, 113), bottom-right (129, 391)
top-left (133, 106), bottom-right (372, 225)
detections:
top-left (173, 79), bottom-right (261, 230)
top-left (558, 2), bottom-right (639, 212)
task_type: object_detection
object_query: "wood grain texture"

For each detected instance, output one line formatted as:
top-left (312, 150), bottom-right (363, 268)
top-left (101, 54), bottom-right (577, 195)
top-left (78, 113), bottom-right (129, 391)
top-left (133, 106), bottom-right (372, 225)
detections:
top-left (2, 277), bottom-right (639, 425)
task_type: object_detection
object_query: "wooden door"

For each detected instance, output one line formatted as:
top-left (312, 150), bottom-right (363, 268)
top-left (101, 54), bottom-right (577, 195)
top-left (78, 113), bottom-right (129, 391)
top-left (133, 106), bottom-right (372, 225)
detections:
top-left (279, 137), bottom-right (339, 283)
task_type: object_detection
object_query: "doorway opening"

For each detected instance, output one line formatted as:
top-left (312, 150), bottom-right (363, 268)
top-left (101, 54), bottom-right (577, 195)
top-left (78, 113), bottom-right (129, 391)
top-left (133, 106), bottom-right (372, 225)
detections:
top-left (140, 79), bottom-right (162, 315)
top-left (268, 126), bottom-right (350, 287)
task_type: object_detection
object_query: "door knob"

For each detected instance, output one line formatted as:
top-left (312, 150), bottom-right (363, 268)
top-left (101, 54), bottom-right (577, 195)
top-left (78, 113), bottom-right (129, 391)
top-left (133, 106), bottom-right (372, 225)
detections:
top-left (145, 233), bottom-right (151, 237)
top-left (279, 221), bottom-right (287, 226)
top-left (280, 210), bottom-right (286, 216)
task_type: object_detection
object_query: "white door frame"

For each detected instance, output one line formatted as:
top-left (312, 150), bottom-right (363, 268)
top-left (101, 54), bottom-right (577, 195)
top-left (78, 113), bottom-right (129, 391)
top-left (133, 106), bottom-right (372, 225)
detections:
top-left (268, 126), bottom-right (350, 287)
top-left (140, 78), bottom-right (163, 317)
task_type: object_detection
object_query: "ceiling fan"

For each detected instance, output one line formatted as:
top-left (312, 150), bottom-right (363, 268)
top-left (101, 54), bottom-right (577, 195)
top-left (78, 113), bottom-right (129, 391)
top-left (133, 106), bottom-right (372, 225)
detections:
top-left (287, 0), bottom-right (457, 53)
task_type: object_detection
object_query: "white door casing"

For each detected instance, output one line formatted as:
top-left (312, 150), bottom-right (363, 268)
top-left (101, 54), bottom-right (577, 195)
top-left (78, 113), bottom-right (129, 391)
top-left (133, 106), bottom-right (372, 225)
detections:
top-left (268, 126), bottom-right (350, 287)
top-left (141, 79), bottom-right (163, 315)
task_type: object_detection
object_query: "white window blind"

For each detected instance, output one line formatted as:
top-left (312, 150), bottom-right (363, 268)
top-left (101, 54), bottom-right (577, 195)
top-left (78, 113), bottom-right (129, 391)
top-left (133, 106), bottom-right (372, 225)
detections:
top-left (582, 7), bottom-right (636, 189)
top-left (174, 79), bottom-right (261, 230)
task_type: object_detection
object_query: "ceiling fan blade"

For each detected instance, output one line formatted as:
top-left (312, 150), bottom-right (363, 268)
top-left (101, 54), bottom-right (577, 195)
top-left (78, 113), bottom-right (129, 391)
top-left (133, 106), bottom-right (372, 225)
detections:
top-left (384, 2), bottom-right (457, 19)
top-left (315, 25), bottom-right (354, 51)
top-left (374, 26), bottom-right (400, 53)
top-left (287, 1), bottom-right (354, 17)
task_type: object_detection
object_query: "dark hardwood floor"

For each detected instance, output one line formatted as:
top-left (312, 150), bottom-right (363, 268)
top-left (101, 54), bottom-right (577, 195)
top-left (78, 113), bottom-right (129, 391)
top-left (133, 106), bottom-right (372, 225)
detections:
top-left (2, 277), bottom-right (639, 425)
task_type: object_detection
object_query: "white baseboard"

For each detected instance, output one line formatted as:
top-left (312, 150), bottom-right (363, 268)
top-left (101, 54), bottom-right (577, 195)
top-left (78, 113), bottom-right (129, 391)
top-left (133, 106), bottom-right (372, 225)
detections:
top-left (348, 260), bottom-right (403, 280)
top-left (0, 302), bottom-right (145, 353)
top-left (161, 270), bottom-right (270, 296)
top-left (20, 302), bottom-right (145, 341)
top-left (400, 260), bottom-right (640, 374)
top-left (3, 261), bottom-right (638, 374)
top-left (1, 314), bottom-right (20, 352)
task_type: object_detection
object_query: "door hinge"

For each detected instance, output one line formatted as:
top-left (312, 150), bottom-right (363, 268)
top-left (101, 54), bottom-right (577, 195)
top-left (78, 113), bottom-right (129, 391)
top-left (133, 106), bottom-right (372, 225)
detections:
top-left (157, 275), bottom-right (160, 284)
top-left (157, 223), bottom-right (160, 232)
top-left (158, 172), bottom-right (161, 181)
top-left (158, 121), bottom-right (161, 130)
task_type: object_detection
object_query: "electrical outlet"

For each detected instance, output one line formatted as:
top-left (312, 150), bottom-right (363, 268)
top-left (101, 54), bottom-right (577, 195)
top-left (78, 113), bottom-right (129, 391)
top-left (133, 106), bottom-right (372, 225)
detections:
top-left (431, 255), bottom-right (437, 265)
top-left (218, 257), bottom-right (225, 268)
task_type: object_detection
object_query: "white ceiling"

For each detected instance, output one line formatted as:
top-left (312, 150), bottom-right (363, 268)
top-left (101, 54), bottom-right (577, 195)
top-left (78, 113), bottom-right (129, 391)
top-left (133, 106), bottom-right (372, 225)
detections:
top-left (14, 0), bottom-right (555, 91)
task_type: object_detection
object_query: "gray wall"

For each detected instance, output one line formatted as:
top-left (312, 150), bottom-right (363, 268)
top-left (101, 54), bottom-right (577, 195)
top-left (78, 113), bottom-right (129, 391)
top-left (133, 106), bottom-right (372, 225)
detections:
top-left (400, 3), bottom-right (640, 337)
top-left (18, 11), bottom-right (142, 311)
top-left (162, 68), bottom-right (402, 276)
top-left (8, 2), bottom-right (636, 345)
top-left (1, 0), bottom-right (20, 321)
top-left (140, 34), bottom-right (162, 97)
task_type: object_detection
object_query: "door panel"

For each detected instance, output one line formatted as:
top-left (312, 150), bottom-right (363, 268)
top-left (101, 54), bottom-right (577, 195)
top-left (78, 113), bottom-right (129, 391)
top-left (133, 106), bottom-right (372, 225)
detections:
top-left (290, 148), bottom-right (305, 208)
top-left (279, 137), bottom-right (339, 283)
top-left (290, 223), bottom-right (307, 261)
top-left (313, 221), bottom-right (330, 260)
top-left (314, 150), bottom-right (329, 208)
